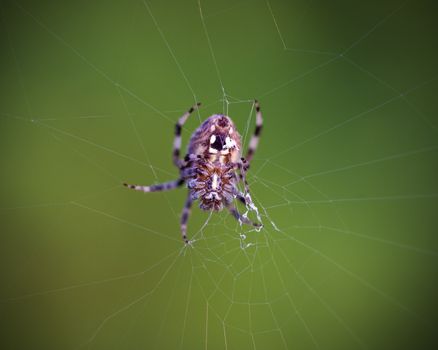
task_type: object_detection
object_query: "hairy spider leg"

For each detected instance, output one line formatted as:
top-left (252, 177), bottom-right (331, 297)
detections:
top-left (233, 191), bottom-right (263, 227)
top-left (235, 191), bottom-right (249, 205)
top-left (237, 160), bottom-right (251, 194)
top-left (181, 195), bottom-right (193, 244)
top-left (123, 103), bottom-right (201, 194)
top-left (245, 100), bottom-right (263, 163)
top-left (232, 160), bottom-right (256, 214)
top-left (227, 99), bottom-right (263, 224)
top-left (123, 178), bottom-right (184, 193)
top-left (173, 102), bottom-right (201, 167)
top-left (228, 204), bottom-right (262, 228)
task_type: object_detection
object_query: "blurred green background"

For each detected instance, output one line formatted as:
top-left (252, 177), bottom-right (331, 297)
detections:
top-left (1, 0), bottom-right (437, 349)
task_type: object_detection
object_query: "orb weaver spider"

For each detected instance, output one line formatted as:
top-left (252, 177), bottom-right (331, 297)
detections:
top-left (124, 100), bottom-right (263, 244)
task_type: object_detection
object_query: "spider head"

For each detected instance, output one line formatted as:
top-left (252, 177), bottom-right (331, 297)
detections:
top-left (217, 115), bottom-right (229, 128)
top-left (208, 115), bottom-right (233, 135)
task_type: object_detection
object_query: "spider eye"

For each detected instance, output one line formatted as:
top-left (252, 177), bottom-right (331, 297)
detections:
top-left (217, 116), bottom-right (228, 128)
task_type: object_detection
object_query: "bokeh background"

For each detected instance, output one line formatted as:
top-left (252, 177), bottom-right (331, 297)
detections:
top-left (1, 0), bottom-right (437, 349)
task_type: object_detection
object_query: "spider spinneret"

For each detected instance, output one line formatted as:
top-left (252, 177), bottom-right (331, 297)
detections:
top-left (124, 100), bottom-right (263, 244)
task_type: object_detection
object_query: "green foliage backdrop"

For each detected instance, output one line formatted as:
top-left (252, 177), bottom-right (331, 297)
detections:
top-left (1, 1), bottom-right (437, 349)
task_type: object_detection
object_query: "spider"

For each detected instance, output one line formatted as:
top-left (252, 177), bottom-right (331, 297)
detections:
top-left (124, 100), bottom-right (263, 244)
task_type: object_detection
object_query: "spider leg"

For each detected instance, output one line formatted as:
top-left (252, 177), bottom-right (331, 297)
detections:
top-left (173, 102), bottom-right (201, 167)
top-left (234, 189), bottom-right (261, 220)
top-left (236, 160), bottom-right (251, 197)
top-left (235, 191), bottom-right (248, 205)
top-left (179, 153), bottom-right (202, 171)
top-left (123, 178), bottom-right (184, 193)
top-left (228, 204), bottom-right (262, 228)
top-left (245, 99), bottom-right (263, 163)
top-left (232, 165), bottom-right (263, 226)
top-left (181, 195), bottom-right (193, 244)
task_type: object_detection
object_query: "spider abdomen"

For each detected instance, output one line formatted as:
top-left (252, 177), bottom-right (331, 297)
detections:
top-left (187, 114), bottom-right (242, 163)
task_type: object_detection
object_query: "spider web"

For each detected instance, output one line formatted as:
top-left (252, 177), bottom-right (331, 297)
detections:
top-left (1, 0), bottom-right (438, 349)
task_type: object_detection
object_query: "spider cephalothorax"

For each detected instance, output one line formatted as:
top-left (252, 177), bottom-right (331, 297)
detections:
top-left (124, 101), bottom-right (263, 244)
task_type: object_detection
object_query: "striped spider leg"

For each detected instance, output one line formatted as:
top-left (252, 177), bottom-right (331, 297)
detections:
top-left (124, 103), bottom-right (200, 243)
top-left (230, 100), bottom-right (263, 222)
